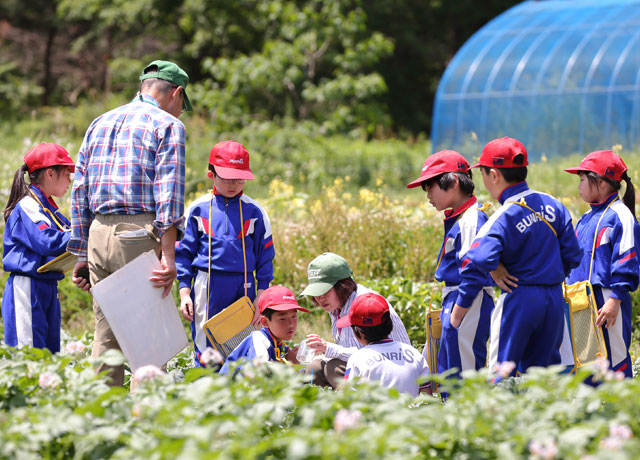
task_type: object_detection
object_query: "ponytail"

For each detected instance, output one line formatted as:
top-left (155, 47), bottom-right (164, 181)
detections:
top-left (3, 164), bottom-right (52, 221)
top-left (621, 172), bottom-right (636, 221)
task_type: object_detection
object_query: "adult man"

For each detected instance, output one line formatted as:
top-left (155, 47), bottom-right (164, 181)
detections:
top-left (68, 60), bottom-right (191, 386)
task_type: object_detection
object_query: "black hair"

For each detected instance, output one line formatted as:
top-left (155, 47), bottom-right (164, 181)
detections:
top-left (208, 164), bottom-right (218, 176)
top-left (261, 307), bottom-right (276, 320)
top-left (351, 312), bottom-right (393, 344)
top-left (583, 171), bottom-right (636, 220)
top-left (480, 154), bottom-right (528, 183)
top-left (421, 171), bottom-right (475, 195)
top-left (4, 164), bottom-right (68, 222)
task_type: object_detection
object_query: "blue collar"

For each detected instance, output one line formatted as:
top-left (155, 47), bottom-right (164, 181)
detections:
top-left (498, 181), bottom-right (529, 204)
top-left (589, 192), bottom-right (619, 211)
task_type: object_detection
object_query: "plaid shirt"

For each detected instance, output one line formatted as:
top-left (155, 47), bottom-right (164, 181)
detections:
top-left (68, 94), bottom-right (186, 258)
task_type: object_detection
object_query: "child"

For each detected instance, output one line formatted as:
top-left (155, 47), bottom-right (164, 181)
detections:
top-left (406, 150), bottom-right (494, 377)
top-left (339, 292), bottom-right (431, 397)
top-left (176, 141), bottom-right (275, 366)
top-left (450, 137), bottom-right (583, 378)
top-left (220, 285), bottom-right (309, 374)
top-left (300, 252), bottom-right (412, 388)
top-left (564, 150), bottom-right (640, 378)
top-left (2, 143), bottom-right (75, 353)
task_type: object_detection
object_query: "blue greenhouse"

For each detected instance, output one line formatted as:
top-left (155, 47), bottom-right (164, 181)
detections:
top-left (431, 0), bottom-right (640, 160)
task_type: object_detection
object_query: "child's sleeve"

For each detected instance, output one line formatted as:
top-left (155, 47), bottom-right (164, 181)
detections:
top-left (12, 202), bottom-right (70, 257)
top-left (252, 204), bottom-right (275, 290)
top-left (175, 210), bottom-right (200, 289)
top-left (608, 216), bottom-right (640, 299)
top-left (456, 220), bottom-right (505, 308)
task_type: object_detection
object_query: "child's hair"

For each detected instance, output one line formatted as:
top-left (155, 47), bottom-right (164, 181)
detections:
top-left (583, 171), bottom-right (636, 220)
top-left (421, 171), bottom-right (475, 195)
top-left (208, 163), bottom-right (217, 176)
top-left (310, 277), bottom-right (358, 307)
top-left (261, 307), bottom-right (275, 320)
top-left (3, 164), bottom-right (68, 222)
top-left (480, 153), bottom-right (528, 183)
top-left (351, 312), bottom-right (393, 343)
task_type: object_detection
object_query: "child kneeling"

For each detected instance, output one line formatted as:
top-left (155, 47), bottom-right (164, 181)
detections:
top-left (220, 285), bottom-right (309, 374)
top-left (338, 293), bottom-right (432, 397)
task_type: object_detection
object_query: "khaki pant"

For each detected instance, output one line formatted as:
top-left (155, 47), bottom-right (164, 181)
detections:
top-left (88, 213), bottom-right (160, 386)
top-left (307, 358), bottom-right (347, 389)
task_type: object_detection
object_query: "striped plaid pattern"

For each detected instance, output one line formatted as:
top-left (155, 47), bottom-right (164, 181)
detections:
top-left (69, 95), bottom-right (186, 257)
top-left (325, 285), bottom-right (411, 362)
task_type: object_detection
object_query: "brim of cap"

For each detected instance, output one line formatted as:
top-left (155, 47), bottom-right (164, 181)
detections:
top-left (300, 282), bottom-right (334, 297)
top-left (183, 92), bottom-right (193, 112)
top-left (335, 315), bottom-right (352, 328)
top-left (470, 162), bottom-right (485, 169)
top-left (406, 171), bottom-right (440, 189)
top-left (563, 166), bottom-right (587, 175)
top-left (214, 165), bottom-right (254, 180)
top-left (265, 304), bottom-right (310, 313)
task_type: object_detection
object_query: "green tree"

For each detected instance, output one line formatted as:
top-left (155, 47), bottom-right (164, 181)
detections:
top-left (186, 0), bottom-right (394, 135)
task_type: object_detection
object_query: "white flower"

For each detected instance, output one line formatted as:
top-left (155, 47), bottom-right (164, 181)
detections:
top-left (333, 409), bottom-right (362, 433)
top-left (64, 340), bottom-right (86, 355)
top-left (494, 361), bottom-right (516, 378)
top-left (600, 436), bottom-right (623, 450)
top-left (591, 357), bottom-right (610, 381)
top-left (529, 440), bottom-right (557, 459)
top-left (38, 371), bottom-right (62, 389)
top-left (133, 365), bottom-right (164, 382)
top-left (610, 423), bottom-right (633, 440)
top-left (199, 347), bottom-right (224, 367)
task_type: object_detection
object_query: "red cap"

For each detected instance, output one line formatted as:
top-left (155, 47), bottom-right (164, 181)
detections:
top-left (564, 150), bottom-right (627, 181)
top-left (406, 150), bottom-right (469, 189)
top-left (472, 137), bottom-right (528, 169)
top-left (258, 285), bottom-right (309, 314)
top-left (24, 143), bottom-right (75, 173)
top-left (209, 140), bottom-right (254, 180)
top-left (336, 292), bottom-right (389, 328)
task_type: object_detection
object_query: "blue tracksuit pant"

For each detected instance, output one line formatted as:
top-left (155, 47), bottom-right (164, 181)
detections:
top-left (438, 287), bottom-right (493, 377)
top-left (2, 274), bottom-right (61, 353)
top-left (488, 284), bottom-right (564, 376)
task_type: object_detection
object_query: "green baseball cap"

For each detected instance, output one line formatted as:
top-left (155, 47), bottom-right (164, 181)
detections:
top-left (139, 60), bottom-right (193, 112)
top-left (300, 252), bottom-right (353, 297)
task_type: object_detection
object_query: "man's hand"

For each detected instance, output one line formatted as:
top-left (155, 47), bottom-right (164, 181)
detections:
top-left (596, 297), bottom-right (621, 328)
top-left (490, 263), bottom-right (518, 293)
top-left (72, 261), bottom-right (91, 291)
top-left (450, 304), bottom-right (468, 329)
top-left (149, 252), bottom-right (177, 298)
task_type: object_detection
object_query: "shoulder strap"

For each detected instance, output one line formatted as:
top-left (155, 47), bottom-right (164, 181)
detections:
top-left (507, 197), bottom-right (557, 237)
top-left (28, 189), bottom-right (70, 232)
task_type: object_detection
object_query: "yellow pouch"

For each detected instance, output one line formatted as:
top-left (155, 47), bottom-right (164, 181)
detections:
top-left (425, 308), bottom-right (442, 380)
top-left (564, 280), bottom-right (607, 368)
top-left (203, 296), bottom-right (259, 358)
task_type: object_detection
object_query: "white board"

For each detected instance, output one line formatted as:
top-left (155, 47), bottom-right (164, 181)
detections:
top-left (90, 250), bottom-right (188, 371)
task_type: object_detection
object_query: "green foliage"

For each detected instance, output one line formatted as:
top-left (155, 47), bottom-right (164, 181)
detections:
top-left (2, 344), bottom-right (640, 459)
top-left (191, 0), bottom-right (393, 135)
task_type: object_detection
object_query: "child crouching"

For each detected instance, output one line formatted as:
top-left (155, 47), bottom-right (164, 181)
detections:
top-left (220, 285), bottom-right (309, 374)
top-left (339, 293), bottom-right (432, 397)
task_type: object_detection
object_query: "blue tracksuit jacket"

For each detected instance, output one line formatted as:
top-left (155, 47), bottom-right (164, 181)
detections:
top-left (433, 196), bottom-right (494, 376)
top-left (175, 190), bottom-right (275, 365)
top-left (457, 182), bottom-right (583, 375)
top-left (567, 193), bottom-right (640, 377)
top-left (219, 327), bottom-right (287, 375)
top-left (2, 185), bottom-right (71, 352)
